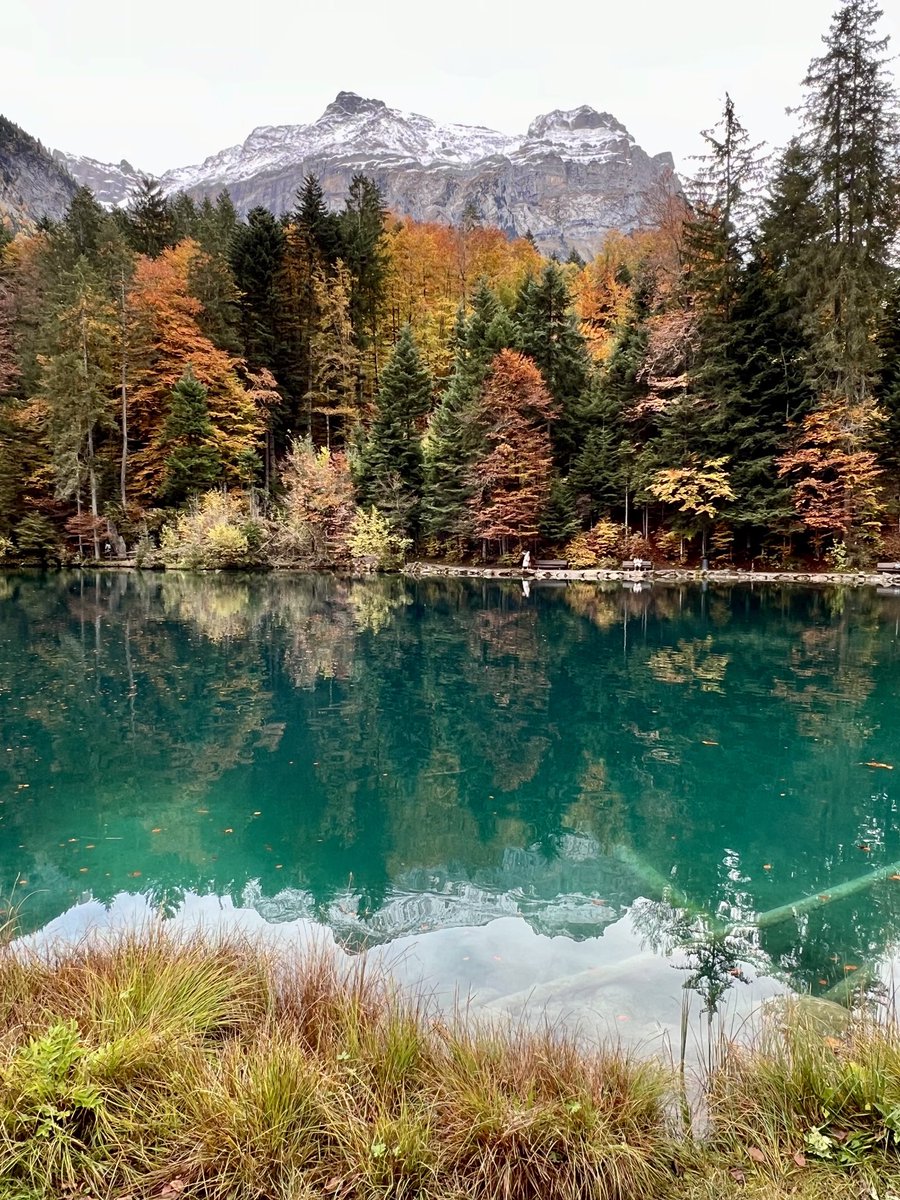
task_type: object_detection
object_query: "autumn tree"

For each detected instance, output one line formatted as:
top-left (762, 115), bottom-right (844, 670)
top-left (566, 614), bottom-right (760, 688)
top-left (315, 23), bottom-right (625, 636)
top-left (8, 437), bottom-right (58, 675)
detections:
top-left (469, 350), bottom-right (557, 552)
top-left (648, 458), bottom-right (736, 560)
top-left (38, 258), bottom-right (118, 556)
top-left (777, 394), bottom-right (884, 559)
top-left (304, 261), bottom-right (359, 448)
top-left (129, 240), bottom-right (262, 502)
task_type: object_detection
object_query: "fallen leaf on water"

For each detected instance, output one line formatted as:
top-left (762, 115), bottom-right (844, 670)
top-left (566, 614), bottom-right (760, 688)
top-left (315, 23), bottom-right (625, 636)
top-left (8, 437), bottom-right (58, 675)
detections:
top-left (891, 874), bottom-right (900, 881)
top-left (748, 1147), bottom-right (766, 1164)
top-left (151, 828), bottom-right (162, 834)
top-left (763, 864), bottom-right (772, 871)
top-left (79, 867), bottom-right (89, 874)
top-left (701, 740), bottom-right (719, 746)
top-left (858, 844), bottom-right (872, 852)
top-left (844, 964), bottom-right (858, 972)
top-left (818, 979), bottom-right (828, 985)
top-left (793, 1150), bottom-right (807, 1168)
top-left (129, 871), bottom-right (142, 878)
top-left (818, 894), bottom-right (831, 901)
top-left (222, 828), bottom-right (233, 834)
top-left (862, 761), bottom-right (893, 770)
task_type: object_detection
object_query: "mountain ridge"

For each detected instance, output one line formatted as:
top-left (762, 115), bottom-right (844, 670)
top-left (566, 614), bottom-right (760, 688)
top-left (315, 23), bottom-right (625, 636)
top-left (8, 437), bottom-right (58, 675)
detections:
top-left (51, 92), bottom-right (678, 255)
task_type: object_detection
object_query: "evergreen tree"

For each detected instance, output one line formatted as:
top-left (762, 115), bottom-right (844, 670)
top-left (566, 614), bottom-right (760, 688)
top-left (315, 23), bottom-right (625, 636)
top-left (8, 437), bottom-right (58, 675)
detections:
top-left (159, 368), bottom-right (222, 504)
top-left (338, 175), bottom-right (388, 391)
top-left (515, 263), bottom-right (591, 467)
top-left (230, 207), bottom-right (286, 372)
top-left (792, 0), bottom-right (900, 401)
top-left (420, 286), bottom-right (514, 542)
top-left (355, 325), bottom-right (433, 536)
top-left (539, 475), bottom-right (579, 543)
top-left (125, 177), bottom-right (175, 258)
top-left (295, 174), bottom-right (342, 263)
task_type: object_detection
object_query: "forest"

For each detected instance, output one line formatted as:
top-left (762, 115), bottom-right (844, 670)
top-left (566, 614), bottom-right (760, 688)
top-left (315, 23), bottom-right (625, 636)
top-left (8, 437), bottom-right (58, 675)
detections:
top-left (0, 0), bottom-right (898, 571)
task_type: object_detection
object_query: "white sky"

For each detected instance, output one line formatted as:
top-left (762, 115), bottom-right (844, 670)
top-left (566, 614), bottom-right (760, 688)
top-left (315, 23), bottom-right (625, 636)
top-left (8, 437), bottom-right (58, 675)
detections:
top-left (4, 0), bottom-right (899, 176)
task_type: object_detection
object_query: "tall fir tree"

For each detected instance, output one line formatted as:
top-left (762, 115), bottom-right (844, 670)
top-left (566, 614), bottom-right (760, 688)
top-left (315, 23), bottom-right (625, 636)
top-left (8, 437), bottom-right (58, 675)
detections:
top-left (515, 263), bottom-right (591, 467)
top-left (159, 368), bottom-right (223, 504)
top-left (355, 324), bottom-right (433, 536)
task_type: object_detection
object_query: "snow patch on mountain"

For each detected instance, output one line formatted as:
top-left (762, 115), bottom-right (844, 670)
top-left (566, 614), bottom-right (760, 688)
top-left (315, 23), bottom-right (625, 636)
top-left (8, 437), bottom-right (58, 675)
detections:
top-left (55, 91), bottom-right (680, 255)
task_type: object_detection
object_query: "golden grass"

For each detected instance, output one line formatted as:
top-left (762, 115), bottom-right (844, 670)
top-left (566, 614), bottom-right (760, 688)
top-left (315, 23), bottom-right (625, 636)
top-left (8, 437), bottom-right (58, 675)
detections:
top-left (0, 929), bottom-right (677, 1200)
top-left (1, 931), bottom-right (899, 1199)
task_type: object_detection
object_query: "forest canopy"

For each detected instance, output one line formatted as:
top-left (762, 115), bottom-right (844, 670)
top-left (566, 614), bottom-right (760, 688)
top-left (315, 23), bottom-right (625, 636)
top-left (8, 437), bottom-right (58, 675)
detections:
top-left (1, 0), bottom-right (898, 570)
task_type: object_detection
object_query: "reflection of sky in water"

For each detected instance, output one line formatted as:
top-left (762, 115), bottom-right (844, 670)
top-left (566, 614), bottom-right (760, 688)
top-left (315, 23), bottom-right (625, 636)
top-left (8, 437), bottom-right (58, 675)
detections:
top-left (21, 891), bottom-right (788, 1063)
top-left (2, 570), bottom-right (900, 1023)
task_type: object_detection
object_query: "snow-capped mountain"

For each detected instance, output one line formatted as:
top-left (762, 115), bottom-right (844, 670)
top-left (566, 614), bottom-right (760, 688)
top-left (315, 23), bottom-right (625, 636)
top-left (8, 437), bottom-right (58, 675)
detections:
top-left (54, 91), bottom-right (679, 256)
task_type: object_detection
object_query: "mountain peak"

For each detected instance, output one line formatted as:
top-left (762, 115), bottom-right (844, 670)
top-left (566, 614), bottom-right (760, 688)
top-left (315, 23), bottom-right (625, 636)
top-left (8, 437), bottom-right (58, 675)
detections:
top-left (320, 91), bottom-right (387, 121)
top-left (527, 106), bottom-right (628, 140)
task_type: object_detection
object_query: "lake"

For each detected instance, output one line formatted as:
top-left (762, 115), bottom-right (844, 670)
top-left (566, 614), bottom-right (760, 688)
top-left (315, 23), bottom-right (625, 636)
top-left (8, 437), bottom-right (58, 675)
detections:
top-left (2, 570), bottom-right (900, 1043)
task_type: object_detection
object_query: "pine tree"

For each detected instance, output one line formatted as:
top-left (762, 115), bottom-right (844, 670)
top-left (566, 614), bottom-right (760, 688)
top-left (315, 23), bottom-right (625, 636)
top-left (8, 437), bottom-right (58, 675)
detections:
top-left (38, 258), bottom-right (118, 556)
top-left (792, 0), bottom-right (900, 401)
top-left (159, 368), bottom-right (222, 504)
top-left (230, 207), bottom-right (286, 373)
top-left (539, 476), bottom-right (579, 543)
top-left (420, 286), bottom-right (513, 543)
top-left (515, 263), bottom-right (591, 467)
top-left (355, 325), bottom-right (433, 536)
top-left (125, 177), bottom-right (175, 258)
top-left (339, 175), bottom-right (388, 393)
top-left (295, 174), bottom-right (342, 264)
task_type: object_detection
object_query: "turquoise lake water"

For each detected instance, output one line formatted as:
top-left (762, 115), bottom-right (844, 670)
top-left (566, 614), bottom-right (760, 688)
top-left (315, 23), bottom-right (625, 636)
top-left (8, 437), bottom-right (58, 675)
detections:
top-left (2, 570), bottom-right (900, 1030)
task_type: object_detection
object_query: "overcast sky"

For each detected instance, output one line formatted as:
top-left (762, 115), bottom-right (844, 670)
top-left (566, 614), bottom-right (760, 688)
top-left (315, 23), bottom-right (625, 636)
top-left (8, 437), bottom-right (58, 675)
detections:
top-left (4, 0), bottom-right (899, 175)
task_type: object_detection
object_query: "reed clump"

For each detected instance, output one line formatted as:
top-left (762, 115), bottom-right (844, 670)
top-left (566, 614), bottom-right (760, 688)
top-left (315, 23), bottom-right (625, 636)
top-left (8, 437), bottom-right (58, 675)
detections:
top-left (3, 931), bottom-right (900, 1199)
top-left (0, 928), bottom-right (676, 1200)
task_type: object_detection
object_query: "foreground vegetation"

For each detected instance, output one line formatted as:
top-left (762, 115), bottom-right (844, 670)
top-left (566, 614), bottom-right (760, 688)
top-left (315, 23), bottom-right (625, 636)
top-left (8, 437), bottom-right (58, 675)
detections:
top-left (1, 930), bottom-right (900, 1199)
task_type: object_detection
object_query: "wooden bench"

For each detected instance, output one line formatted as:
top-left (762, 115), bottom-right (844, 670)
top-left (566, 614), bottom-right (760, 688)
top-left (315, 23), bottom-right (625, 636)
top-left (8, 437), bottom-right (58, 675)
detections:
top-left (534, 559), bottom-right (569, 570)
top-left (622, 558), bottom-right (653, 571)
top-left (877, 562), bottom-right (900, 575)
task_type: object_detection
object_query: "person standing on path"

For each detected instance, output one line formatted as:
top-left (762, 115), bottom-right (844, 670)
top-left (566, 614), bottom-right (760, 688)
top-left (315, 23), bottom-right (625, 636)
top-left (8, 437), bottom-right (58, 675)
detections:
top-left (522, 549), bottom-right (531, 570)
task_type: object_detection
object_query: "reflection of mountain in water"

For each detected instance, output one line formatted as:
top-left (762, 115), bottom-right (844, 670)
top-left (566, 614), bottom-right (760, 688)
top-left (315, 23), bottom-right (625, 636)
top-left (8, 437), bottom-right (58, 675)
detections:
top-left (243, 833), bottom-right (634, 946)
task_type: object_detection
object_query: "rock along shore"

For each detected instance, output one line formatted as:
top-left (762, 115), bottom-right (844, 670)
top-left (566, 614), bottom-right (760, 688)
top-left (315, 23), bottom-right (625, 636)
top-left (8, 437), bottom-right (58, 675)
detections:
top-left (404, 562), bottom-right (900, 589)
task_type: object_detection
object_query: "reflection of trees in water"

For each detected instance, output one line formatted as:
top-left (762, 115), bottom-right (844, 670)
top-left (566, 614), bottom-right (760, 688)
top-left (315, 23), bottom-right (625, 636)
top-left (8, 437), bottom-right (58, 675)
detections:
top-left (3, 574), bottom-right (900, 998)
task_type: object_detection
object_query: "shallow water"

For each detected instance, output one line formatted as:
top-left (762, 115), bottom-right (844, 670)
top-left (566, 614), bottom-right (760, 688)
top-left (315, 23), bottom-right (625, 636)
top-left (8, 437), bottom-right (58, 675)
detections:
top-left (2, 570), bottom-right (900, 1034)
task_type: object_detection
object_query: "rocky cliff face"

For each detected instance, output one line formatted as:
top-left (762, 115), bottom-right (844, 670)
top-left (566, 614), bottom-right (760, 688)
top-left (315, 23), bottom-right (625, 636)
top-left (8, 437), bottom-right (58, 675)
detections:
top-left (55, 92), bottom-right (679, 256)
top-left (0, 116), bottom-right (78, 232)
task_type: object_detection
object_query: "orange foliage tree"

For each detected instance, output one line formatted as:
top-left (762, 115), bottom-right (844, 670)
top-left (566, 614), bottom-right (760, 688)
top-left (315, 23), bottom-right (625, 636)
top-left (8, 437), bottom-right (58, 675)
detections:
top-left (469, 350), bottom-right (556, 552)
top-left (777, 395), bottom-right (884, 558)
top-left (128, 240), bottom-right (264, 503)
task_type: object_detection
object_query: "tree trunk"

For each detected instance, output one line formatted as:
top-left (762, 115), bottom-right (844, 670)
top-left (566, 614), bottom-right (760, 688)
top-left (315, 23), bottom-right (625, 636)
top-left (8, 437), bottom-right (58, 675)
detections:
top-left (87, 426), bottom-right (100, 560)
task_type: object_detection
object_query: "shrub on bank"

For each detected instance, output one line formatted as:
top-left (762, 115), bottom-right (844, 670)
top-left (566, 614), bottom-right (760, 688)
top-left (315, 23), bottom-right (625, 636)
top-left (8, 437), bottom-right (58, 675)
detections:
top-left (159, 491), bottom-right (265, 570)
